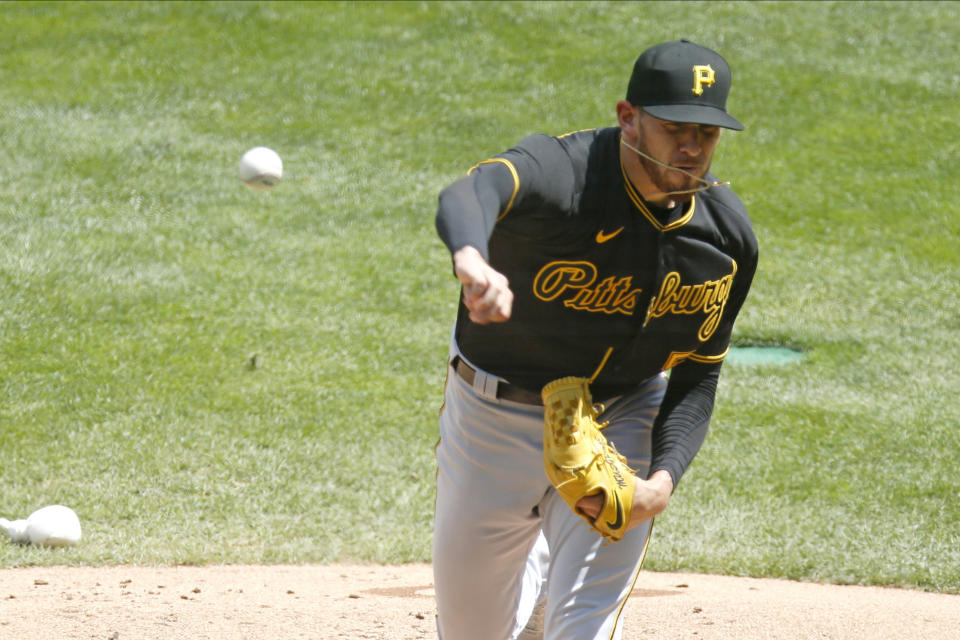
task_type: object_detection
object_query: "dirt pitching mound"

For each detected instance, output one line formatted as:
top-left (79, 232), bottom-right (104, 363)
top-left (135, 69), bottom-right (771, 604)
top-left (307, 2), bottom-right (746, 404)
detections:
top-left (1, 564), bottom-right (958, 639)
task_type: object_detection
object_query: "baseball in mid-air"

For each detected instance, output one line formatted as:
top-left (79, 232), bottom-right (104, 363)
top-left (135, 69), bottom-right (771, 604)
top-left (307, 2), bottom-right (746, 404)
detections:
top-left (238, 146), bottom-right (283, 190)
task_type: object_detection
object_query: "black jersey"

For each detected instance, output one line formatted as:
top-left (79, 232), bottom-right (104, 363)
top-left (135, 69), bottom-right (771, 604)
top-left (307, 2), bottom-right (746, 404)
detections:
top-left (438, 127), bottom-right (758, 396)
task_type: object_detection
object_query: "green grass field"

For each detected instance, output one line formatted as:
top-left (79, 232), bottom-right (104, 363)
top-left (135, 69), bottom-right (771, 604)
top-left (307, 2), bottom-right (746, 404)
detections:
top-left (1, 1), bottom-right (958, 593)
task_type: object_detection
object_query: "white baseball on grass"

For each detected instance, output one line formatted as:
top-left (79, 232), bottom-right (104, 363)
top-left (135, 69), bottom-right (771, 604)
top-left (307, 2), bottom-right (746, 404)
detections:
top-left (27, 505), bottom-right (82, 547)
top-left (0, 505), bottom-right (82, 547)
top-left (238, 146), bottom-right (283, 190)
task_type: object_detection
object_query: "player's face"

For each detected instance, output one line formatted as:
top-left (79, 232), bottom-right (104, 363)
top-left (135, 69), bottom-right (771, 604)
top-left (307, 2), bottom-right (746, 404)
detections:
top-left (635, 112), bottom-right (721, 200)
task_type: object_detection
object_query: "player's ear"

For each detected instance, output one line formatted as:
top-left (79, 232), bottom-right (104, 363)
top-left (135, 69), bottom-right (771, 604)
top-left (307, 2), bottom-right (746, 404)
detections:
top-left (616, 100), bottom-right (641, 137)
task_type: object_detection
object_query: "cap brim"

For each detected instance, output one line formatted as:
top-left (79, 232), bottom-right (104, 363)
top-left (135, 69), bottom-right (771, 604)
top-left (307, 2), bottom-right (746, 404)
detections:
top-left (644, 104), bottom-right (744, 131)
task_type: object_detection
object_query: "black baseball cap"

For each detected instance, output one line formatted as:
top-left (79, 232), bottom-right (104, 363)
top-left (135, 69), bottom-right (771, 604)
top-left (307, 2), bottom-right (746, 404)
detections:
top-left (626, 39), bottom-right (744, 131)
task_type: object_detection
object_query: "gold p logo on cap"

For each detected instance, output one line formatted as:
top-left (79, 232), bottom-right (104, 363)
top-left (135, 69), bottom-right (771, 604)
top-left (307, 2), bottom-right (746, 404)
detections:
top-left (692, 64), bottom-right (716, 95)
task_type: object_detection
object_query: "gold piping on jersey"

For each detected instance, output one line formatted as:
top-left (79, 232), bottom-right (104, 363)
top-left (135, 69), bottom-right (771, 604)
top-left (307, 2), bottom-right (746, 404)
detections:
top-left (588, 347), bottom-right (615, 383)
top-left (468, 158), bottom-right (520, 221)
top-left (619, 153), bottom-right (696, 231)
top-left (662, 347), bottom-right (729, 370)
top-left (688, 348), bottom-right (729, 364)
top-left (557, 127), bottom-right (598, 139)
top-left (662, 350), bottom-right (695, 370)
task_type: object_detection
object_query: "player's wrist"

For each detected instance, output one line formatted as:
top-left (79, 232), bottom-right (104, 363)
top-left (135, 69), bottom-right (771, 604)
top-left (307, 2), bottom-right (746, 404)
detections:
top-left (647, 469), bottom-right (675, 495)
top-left (627, 471), bottom-right (673, 527)
top-left (452, 244), bottom-right (483, 265)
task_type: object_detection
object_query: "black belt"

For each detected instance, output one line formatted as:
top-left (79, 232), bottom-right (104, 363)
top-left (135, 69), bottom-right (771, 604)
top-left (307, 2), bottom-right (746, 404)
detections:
top-left (451, 356), bottom-right (543, 406)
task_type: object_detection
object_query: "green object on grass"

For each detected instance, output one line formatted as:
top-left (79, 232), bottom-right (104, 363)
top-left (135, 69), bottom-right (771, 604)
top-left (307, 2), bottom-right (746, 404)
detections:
top-left (727, 347), bottom-right (805, 366)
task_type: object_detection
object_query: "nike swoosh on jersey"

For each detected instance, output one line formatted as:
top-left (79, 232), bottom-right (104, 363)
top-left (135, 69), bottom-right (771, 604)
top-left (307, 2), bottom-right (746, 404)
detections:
top-left (595, 227), bottom-right (625, 243)
top-left (605, 492), bottom-right (624, 530)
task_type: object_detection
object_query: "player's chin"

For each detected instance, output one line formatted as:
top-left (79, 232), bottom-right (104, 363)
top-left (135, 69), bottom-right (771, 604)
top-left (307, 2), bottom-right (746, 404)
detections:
top-left (668, 181), bottom-right (697, 201)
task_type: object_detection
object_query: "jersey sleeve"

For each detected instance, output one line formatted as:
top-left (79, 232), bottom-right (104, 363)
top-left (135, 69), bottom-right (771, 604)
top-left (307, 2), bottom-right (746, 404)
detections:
top-left (435, 159), bottom-right (517, 261)
top-left (648, 362), bottom-right (719, 488)
top-left (435, 134), bottom-right (582, 260)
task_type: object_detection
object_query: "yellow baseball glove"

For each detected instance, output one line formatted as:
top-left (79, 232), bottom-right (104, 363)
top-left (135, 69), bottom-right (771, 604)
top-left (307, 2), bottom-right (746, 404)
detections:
top-left (541, 376), bottom-right (636, 541)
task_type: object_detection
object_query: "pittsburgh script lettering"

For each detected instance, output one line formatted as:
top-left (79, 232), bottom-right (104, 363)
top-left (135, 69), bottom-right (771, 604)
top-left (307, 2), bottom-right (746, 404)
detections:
top-left (533, 261), bottom-right (641, 316)
top-left (645, 260), bottom-right (738, 341)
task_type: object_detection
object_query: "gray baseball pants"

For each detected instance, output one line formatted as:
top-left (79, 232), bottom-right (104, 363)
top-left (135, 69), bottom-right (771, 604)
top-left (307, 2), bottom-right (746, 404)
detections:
top-left (433, 344), bottom-right (667, 640)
